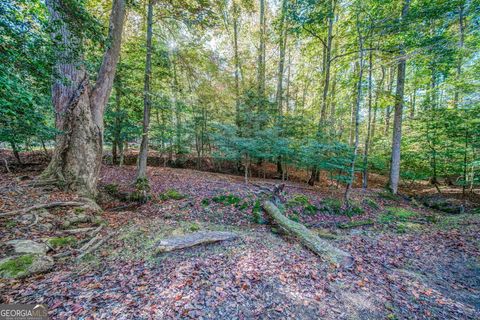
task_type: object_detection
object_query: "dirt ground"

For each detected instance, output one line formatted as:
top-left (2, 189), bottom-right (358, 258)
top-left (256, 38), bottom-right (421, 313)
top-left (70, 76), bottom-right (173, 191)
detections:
top-left (0, 157), bottom-right (479, 319)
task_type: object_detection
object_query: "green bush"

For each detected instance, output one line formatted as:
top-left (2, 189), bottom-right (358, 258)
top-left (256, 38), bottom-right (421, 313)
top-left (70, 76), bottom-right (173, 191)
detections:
top-left (338, 219), bottom-right (374, 229)
top-left (212, 194), bottom-right (241, 205)
top-left (363, 198), bottom-right (379, 209)
top-left (379, 207), bottom-right (416, 223)
top-left (104, 183), bottom-right (119, 195)
top-left (48, 236), bottom-right (77, 248)
top-left (252, 200), bottom-right (264, 224)
top-left (287, 194), bottom-right (310, 207)
top-left (289, 212), bottom-right (300, 222)
top-left (159, 189), bottom-right (185, 201)
top-left (320, 198), bottom-right (342, 215)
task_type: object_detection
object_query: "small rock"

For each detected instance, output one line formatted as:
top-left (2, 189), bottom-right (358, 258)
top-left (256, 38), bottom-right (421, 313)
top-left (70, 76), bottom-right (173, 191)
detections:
top-left (6, 240), bottom-right (50, 255)
top-left (28, 255), bottom-right (54, 274)
top-left (38, 223), bottom-right (54, 232)
top-left (36, 208), bottom-right (55, 219)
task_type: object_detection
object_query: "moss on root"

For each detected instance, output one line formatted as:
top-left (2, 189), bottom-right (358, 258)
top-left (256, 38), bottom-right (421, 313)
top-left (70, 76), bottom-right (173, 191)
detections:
top-left (0, 255), bottom-right (34, 278)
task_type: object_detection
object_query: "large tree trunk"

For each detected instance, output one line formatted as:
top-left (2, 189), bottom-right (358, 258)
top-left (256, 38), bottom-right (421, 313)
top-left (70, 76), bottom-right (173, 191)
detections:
top-left (388, 0), bottom-right (410, 194)
top-left (41, 0), bottom-right (126, 198)
top-left (136, 0), bottom-right (154, 181)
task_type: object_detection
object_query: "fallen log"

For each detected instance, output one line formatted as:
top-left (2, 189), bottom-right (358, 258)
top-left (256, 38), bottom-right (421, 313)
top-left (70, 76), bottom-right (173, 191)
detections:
top-left (263, 200), bottom-right (354, 268)
top-left (154, 231), bottom-right (238, 253)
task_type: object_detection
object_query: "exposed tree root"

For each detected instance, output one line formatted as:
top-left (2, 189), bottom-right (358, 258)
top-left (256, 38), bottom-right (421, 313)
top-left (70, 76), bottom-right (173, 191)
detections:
top-left (76, 233), bottom-right (114, 260)
top-left (0, 201), bottom-right (85, 218)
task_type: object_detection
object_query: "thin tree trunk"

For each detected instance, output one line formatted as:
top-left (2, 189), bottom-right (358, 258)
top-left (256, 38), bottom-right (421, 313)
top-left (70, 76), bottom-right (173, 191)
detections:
top-left (454, 4), bottom-right (465, 108)
top-left (319, 0), bottom-right (336, 125)
top-left (344, 15), bottom-right (364, 204)
top-left (257, 0), bottom-right (266, 98)
top-left (233, 1), bottom-right (241, 128)
top-left (136, 0), bottom-right (154, 181)
top-left (388, 0), bottom-right (410, 194)
top-left (362, 49), bottom-right (373, 189)
top-left (275, 0), bottom-right (288, 175)
top-left (41, 0), bottom-right (126, 198)
top-left (10, 141), bottom-right (22, 164)
top-left (275, 0), bottom-right (287, 117)
top-left (384, 66), bottom-right (395, 134)
top-left (371, 66), bottom-right (385, 142)
top-left (112, 69), bottom-right (122, 165)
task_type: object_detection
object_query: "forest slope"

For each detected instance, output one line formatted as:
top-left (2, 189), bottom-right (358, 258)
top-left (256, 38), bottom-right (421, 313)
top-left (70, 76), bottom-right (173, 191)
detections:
top-left (0, 156), bottom-right (479, 319)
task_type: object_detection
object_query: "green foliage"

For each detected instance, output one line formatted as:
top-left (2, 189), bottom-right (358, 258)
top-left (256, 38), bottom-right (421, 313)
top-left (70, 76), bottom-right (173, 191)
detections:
top-left (0, 0), bottom-right (55, 151)
top-left (320, 198), bottom-right (342, 215)
top-left (379, 207), bottom-right (417, 224)
top-left (287, 194), bottom-right (317, 215)
top-left (363, 198), bottom-right (379, 209)
top-left (288, 212), bottom-right (300, 223)
top-left (287, 194), bottom-right (310, 206)
top-left (0, 255), bottom-right (33, 278)
top-left (338, 219), bottom-right (374, 229)
top-left (130, 178), bottom-right (151, 202)
top-left (159, 189), bottom-right (185, 201)
top-left (212, 194), bottom-right (241, 206)
top-left (5, 220), bottom-right (17, 229)
top-left (378, 191), bottom-right (400, 201)
top-left (48, 236), bottom-right (76, 248)
top-left (104, 183), bottom-right (119, 195)
top-left (344, 203), bottom-right (365, 217)
top-left (252, 200), bottom-right (264, 224)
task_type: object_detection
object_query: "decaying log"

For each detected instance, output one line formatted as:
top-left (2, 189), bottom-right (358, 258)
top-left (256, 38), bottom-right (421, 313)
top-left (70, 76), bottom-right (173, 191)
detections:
top-left (154, 231), bottom-right (238, 253)
top-left (263, 200), bottom-right (353, 268)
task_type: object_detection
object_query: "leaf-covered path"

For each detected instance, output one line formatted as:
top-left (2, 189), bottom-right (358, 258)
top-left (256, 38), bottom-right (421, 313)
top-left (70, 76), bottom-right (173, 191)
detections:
top-left (1, 165), bottom-right (479, 319)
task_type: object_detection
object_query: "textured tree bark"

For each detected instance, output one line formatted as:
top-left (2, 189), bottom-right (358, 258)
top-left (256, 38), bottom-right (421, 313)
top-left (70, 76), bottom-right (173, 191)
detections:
top-left (136, 0), bottom-right (154, 181)
top-left (41, 0), bottom-right (126, 198)
top-left (388, 0), bottom-right (410, 194)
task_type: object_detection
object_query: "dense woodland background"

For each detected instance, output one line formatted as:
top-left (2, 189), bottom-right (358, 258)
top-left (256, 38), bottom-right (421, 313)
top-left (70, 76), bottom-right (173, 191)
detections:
top-left (1, 0), bottom-right (480, 194)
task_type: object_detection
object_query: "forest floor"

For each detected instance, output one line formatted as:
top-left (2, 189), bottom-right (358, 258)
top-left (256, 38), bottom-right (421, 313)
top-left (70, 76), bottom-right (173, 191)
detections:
top-left (0, 152), bottom-right (479, 319)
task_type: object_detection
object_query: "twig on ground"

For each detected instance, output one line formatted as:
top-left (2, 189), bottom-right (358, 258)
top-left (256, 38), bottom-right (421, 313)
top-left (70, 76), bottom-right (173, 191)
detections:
top-left (77, 233), bottom-right (114, 260)
top-left (3, 159), bottom-right (10, 173)
top-left (28, 212), bottom-right (39, 227)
